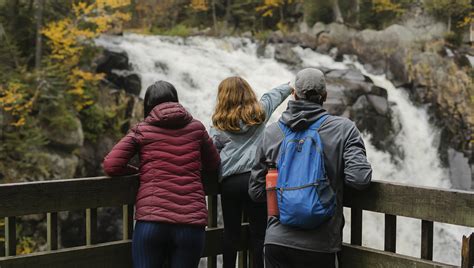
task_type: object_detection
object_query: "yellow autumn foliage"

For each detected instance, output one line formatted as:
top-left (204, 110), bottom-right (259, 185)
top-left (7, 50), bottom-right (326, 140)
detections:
top-left (256, 0), bottom-right (298, 18)
top-left (191, 0), bottom-right (209, 11)
top-left (0, 82), bottom-right (33, 127)
top-left (372, 0), bottom-right (405, 15)
top-left (42, 0), bottom-right (131, 112)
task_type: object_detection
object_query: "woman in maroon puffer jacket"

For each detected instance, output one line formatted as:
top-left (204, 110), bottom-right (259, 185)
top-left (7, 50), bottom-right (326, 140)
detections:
top-left (103, 81), bottom-right (220, 268)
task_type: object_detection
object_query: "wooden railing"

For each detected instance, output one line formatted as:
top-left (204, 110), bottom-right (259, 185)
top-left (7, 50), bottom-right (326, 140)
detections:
top-left (0, 177), bottom-right (473, 268)
top-left (342, 180), bottom-right (474, 268)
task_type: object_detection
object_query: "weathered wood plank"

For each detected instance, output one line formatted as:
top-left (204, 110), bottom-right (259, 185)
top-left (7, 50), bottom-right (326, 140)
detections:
top-left (122, 204), bottom-right (134, 241)
top-left (0, 225), bottom-right (250, 267)
top-left (86, 208), bottom-right (97, 245)
top-left (0, 241), bottom-right (132, 268)
top-left (421, 220), bottom-right (434, 260)
top-left (351, 208), bottom-right (362, 246)
top-left (462, 233), bottom-right (474, 268)
top-left (5, 217), bottom-right (16, 257)
top-left (344, 180), bottom-right (474, 227)
top-left (340, 244), bottom-right (457, 268)
top-left (0, 176), bottom-right (140, 218)
top-left (384, 214), bottom-right (396, 253)
top-left (47, 212), bottom-right (58, 250)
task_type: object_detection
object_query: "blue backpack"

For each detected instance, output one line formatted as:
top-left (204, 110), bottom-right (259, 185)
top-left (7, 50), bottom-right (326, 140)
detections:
top-left (276, 114), bottom-right (336, 229)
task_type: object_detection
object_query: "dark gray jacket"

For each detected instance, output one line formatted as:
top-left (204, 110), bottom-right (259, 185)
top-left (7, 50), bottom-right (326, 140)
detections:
top-left (249, 99), bottom-right (372, 253)
top-left (211, 84), bottom-right (291, 180)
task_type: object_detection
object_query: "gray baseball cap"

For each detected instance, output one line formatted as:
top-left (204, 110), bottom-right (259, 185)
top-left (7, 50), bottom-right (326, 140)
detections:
top-left (294, 68), bottom-right (326, 99)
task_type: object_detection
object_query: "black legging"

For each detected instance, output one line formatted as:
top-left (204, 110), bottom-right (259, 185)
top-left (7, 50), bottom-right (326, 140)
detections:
top-left (132, 221), bottom-right (205, 268)
top-left (221, 172), bottom-right (267, 268)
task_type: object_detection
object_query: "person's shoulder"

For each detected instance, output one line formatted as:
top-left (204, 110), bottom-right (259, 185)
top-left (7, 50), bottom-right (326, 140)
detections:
top-left (263, 121), bottom-right (284, 141)
top-left (325, 115), bottom-right (356, 129)
top-left (188, 119), bottom-right (207, 131)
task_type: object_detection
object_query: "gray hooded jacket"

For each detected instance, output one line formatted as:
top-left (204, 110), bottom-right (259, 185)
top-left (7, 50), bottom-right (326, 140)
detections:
top-left (211, 84), bottom-right (292, 180)
top-left (248, 99), bottom-right (372, 253)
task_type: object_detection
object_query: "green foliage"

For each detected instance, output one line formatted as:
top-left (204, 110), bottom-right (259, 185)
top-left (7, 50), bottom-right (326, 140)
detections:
top-left (303, 0), bottom-right (334, 26)
top-left (444, 31), bottom-right (463, 47)
top-left (151, 24), bottom-right (192, 37)
top-left (0, 1), bottom-right (131, 183)
top-left (80, 99), bottom-right (129, 142)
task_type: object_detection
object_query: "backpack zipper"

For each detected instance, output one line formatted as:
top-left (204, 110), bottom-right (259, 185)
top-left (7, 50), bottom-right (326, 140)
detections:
top-left (278, 181), bottom-right (321, 203)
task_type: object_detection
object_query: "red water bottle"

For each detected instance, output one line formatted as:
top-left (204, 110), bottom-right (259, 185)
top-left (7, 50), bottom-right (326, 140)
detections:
top-left (266, 163), bottom-right (279, 218)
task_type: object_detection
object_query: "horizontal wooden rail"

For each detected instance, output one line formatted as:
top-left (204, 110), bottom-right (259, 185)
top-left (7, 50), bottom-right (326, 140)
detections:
top-left (341, 244), bottom-right (457, 268)
top-left (344, 180), bottom-right (474, 227)
top-left (0, 225), bottom-right (248, 268)
top-left (0, 176), bottom-right (139, 218)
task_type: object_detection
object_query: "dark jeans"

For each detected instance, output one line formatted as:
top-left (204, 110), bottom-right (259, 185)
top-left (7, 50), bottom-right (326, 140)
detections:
top-left (265, 244), bottom-right (337, 268)
top-left (132, 221), bottom-right (205, 268)
top-left (221, 172), bottom-right (267, 268)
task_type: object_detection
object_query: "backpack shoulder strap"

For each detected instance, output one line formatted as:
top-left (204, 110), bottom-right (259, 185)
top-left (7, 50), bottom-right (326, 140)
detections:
top-left (308, 114), bottom-right (330, 131)
top-left (278, 120), bottom-right (292, 136)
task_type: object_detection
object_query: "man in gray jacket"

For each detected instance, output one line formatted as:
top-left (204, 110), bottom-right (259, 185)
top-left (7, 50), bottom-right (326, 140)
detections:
top-left (249, 68), bottom-right (372, 267)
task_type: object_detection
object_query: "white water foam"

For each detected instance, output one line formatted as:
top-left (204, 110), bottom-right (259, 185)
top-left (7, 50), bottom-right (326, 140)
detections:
top-left (96, 34), bottom-right (472, 265)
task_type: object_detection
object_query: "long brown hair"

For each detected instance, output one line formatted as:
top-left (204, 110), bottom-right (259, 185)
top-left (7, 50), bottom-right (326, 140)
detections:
top-left (212, 77), bottom-right (265, 132)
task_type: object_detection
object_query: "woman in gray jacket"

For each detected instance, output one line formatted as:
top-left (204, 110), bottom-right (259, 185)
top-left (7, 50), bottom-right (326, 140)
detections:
top-left (211, 76), bottom-right (291, 268)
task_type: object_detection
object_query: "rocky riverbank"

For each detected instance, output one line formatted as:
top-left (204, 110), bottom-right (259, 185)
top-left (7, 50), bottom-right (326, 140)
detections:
top-left (261, 17), bottom-right (473, 189)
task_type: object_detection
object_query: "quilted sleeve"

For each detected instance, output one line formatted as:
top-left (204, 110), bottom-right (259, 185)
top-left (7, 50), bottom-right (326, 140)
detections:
top-left (103, 126), bottom-right (140, 176)
top-left (201, 128), bottom-right (221, 173)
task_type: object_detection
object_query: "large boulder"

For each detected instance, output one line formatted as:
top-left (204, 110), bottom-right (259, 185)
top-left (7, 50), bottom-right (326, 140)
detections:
top-left (274, 44), bottom-right (302, 66)
top-left (323, 69), bottom-right (394, 153)
top-left (41, 151), bottom-right (79, 180)
top-left (310, 20), bottom-right (472, 169)
top-left (96, 50), bottom-right (142, 96)
top-left (44, 117), bottom-right (84, 151)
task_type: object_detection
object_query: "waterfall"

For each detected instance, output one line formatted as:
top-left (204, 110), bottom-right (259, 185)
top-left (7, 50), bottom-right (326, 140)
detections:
top-left (96, 34), bottom-right (472, 266)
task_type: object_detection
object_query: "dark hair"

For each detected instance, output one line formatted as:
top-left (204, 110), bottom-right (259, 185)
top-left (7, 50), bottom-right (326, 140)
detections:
top-left (144, 81), bottom-right (179, 118)
top-left (304, 90), bottom-right (327, 105)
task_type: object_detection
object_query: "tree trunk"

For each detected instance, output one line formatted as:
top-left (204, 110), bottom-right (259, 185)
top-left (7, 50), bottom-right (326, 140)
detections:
top-left (332, 0), bottom-right (344, 24)
top-left (279, 5), bottom-right (284, 23)
top-left (352, 0), bottom-right (360, 27)
top-left (212, 0), bottom-right (217, 34)
top-left (447, 15), bottom-right (452, 32)
top-left (34, 0), bottom-right (44, 71)
top-left (9, 0), bottom-right (20, 33)
top-left (224, 0), bottom-right (231, 29)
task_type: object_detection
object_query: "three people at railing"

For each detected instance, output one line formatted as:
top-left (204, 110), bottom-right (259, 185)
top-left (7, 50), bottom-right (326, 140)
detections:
top-left (103, 68), bottom-right (372, 268)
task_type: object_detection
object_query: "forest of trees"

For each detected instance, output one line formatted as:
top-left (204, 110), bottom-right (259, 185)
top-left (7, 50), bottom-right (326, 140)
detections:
top-left (0, 0), bottom-right (471, 183)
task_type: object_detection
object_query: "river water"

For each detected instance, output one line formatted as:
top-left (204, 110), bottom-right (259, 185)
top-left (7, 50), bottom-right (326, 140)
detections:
top-left (96, 34), bottom-right (472, 266)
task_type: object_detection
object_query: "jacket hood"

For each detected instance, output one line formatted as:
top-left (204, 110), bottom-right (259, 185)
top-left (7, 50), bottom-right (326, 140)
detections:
top-left (145, 102), bottom-right (193, 128)
top-left (280, 100), bottom-right (327, 131)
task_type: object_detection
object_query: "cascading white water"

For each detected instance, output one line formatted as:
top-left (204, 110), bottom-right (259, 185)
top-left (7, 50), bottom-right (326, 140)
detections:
top-left (96, 34), bottom-right (472, 266)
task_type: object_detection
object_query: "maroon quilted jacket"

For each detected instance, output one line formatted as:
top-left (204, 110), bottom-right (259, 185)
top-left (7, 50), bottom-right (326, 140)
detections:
top-left (103, 102), bottom-right (220, 226)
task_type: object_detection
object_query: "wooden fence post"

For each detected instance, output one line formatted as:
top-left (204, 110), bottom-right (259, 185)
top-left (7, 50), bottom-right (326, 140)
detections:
top-left (421, 220), bottom-right (433, 260)
top-left (384, 214), bottom-right (396, 253)
top-left (207, 195), bottom-right (218, 268)
top-left (351, 208), bottom-right (362, 246)
top-left (47, 212), bottom-right (58, 250)
top-left (462, 232), bottom-right (474, 268)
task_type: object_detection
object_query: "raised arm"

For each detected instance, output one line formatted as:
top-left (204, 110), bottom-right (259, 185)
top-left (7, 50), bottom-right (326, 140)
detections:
top-left (343, 122), bottom-right (372, 190)
top-left (103, 126), bottom-right (140, 176)
top-left (260, 83), bottom-right (292, 122)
